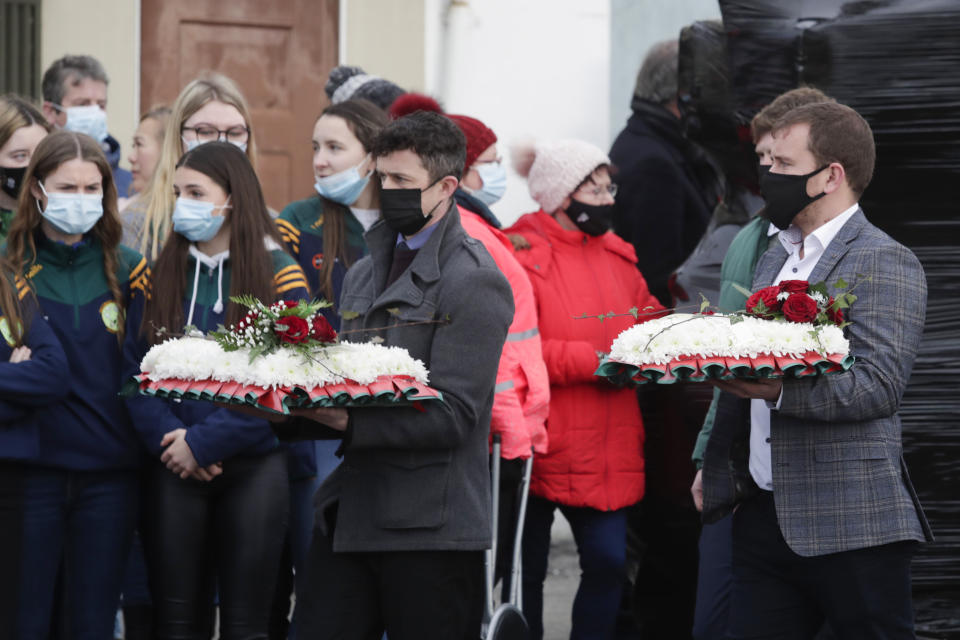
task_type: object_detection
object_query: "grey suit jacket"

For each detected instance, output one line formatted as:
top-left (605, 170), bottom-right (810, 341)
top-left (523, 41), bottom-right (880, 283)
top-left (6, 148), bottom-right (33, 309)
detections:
top-left (313, 204), bottom-right (514, 553)
top-left (703, 209), bottom-right (933, 556)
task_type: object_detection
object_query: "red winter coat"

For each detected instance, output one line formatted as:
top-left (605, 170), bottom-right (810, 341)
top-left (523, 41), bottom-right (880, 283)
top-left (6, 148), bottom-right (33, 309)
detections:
top-left (459, 207), bottom-right (549, 459)
top-left (506, 211), bottom-right (665, 510)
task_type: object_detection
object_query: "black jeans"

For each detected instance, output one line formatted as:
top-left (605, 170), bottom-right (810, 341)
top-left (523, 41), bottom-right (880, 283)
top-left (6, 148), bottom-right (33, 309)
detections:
top-left (143, 450), bottom-right (289, 640)
top-left (729, 490), bottom-right (917, 640)
top-left (0, 462), bottom-right (24, 640)
top-left (296, 516), bottom-right (484, 640)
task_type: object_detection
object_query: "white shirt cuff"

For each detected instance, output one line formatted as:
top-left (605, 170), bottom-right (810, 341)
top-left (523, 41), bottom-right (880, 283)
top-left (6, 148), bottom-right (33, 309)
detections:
top-left (766, 387), bottom-right (783, 411)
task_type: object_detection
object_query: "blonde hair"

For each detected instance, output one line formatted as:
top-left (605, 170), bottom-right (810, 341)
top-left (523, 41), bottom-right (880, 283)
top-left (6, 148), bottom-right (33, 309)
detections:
top-left (138, 72), bottom-right (257, 260)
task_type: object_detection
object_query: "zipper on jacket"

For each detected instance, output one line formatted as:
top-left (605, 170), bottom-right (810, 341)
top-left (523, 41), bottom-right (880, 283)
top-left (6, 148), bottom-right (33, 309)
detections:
top-left (67, 257), bottom-right (80, 330)
top-left (581, 237), bottom-right (613, 508)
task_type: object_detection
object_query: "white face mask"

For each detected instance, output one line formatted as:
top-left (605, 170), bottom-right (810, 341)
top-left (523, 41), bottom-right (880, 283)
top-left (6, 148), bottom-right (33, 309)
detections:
top-left (314, 155), bottom-right (371, 205)
top-left (36, 182), bottom-right (104, 235)
top-left (57, 104), bottom-right (108, 143)
top-left (466, 161), bottom-right (508, 206)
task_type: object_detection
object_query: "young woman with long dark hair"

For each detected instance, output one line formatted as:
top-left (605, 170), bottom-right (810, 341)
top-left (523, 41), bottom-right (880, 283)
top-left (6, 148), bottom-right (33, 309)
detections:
top-left (122, 141), bottom-right (309, 639)
top-left (5, 129), bottom-right (149, 638)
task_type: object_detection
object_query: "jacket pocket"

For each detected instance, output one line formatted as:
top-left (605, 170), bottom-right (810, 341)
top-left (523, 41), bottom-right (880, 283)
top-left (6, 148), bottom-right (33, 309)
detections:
top-left (374, 449), bottom-right (451, 530)
top-left (339, 294), bottom-right (373, 319)
top-left (814, 440), bottom-right (888, 463)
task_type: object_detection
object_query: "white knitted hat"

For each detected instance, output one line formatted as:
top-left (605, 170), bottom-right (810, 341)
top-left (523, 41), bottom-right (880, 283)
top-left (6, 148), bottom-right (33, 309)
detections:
top-left (512, 139), bottom-right (611, 213)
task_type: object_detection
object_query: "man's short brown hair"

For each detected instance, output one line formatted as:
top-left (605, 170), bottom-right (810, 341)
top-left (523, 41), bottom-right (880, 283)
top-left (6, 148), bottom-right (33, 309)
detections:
top-left (750, 86), bottom-right (834, 143)
top-left (773, 102), bottom-right (876, 197)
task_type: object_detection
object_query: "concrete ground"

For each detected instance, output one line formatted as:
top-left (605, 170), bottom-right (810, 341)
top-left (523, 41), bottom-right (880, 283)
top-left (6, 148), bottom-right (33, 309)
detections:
top-left (539, 516), bottom-right (578, 639)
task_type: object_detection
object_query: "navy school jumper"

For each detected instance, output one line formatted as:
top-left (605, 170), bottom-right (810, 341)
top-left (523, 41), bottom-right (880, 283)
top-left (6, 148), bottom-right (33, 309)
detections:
top-left (12, 232), bottom-right (149, 471)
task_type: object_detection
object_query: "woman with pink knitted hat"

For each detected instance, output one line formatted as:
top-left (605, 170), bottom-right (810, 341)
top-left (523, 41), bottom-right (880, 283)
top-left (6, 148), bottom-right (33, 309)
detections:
top-left (506, 139), bottom-right (665, 639)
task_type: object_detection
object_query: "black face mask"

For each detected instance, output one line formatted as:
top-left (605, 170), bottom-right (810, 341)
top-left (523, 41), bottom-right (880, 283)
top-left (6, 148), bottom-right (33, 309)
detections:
top-left (566, 198), bottom-right (614, 236)
top-left (759, 165), bottom-right (829, 230)
top-left (380, 180), bottom-right (445, 237)
top-left (0, 166), bottom-right (27, 200)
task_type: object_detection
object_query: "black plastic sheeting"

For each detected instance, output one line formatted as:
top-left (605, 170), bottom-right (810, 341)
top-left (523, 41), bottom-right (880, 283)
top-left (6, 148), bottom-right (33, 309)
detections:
top-left (719, 0), bottom-right (960, 629)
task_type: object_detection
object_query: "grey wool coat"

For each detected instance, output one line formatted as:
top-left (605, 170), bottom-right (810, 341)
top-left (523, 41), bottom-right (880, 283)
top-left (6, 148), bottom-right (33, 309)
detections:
top-left (314, 203), bottom-right (514, 553)
top-left (702, 209), bottom-right (933, 557)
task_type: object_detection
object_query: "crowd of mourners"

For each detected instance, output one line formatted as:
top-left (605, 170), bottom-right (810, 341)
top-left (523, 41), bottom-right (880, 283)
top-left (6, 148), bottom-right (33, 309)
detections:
top-left (0, 35), bottom-right (932, 640)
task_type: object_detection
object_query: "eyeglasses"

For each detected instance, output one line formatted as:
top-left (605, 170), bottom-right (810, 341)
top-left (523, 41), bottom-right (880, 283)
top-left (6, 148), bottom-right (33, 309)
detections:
top-left (578, 182), bottom-right (618, 199)
top-left (181, 124), bottom-right (250, 145)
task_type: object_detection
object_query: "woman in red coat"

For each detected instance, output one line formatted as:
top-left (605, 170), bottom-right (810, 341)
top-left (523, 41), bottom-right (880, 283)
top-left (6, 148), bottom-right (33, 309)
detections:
top-left (506, 139), bottom-right (664, 639)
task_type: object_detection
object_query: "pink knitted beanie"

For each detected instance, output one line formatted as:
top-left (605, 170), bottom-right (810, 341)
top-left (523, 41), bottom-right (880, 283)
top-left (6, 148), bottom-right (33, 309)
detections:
top-left (512, 139), bottom-right (611, 213)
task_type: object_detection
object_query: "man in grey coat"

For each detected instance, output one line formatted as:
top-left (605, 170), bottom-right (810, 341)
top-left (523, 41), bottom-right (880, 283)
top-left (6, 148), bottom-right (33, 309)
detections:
top-left (294, 111), bottom-right (514, 639)
top-left (701, 102), bottom-right (932, 638)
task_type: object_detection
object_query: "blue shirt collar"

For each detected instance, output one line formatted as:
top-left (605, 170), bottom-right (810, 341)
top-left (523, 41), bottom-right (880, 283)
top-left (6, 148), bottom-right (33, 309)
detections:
top-left (396, 220), bottom-right (439, 250)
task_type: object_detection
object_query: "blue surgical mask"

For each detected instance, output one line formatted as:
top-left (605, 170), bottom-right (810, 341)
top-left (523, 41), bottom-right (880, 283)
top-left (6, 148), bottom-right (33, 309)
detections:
top-left (182, 137), bottom-right (248, 153)
top-left (314, 155), bottom-right (371, 205)
top-left (172, 196), bottom-right (230, 242)
top-left (468, 161), bottom-right (507, 206)
top-left (57, 104), bottom-right (108, 142)
top-left (37, 182), bottom-right (104, 235)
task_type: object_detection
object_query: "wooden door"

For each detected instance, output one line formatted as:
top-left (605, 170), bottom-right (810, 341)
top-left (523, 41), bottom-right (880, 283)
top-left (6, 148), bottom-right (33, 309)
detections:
top-left (140, 0), bottom-right (338, 211)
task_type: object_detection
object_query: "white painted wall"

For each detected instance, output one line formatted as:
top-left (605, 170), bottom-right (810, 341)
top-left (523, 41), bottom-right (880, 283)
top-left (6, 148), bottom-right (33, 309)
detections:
top-left (428, 0), bottom-right (612, 226)
top-left (40, 0), bottom-right (140, 172)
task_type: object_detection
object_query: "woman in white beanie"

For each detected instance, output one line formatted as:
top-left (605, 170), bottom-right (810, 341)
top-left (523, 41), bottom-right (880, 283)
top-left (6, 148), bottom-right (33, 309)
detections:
top-left (506, 139), bottom-right (664, 639)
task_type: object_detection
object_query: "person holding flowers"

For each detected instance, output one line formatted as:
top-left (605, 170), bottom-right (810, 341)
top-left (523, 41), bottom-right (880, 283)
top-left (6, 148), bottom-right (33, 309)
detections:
top-left (700, 102), bottom-right (931, 638)
top-left (122, 141), bottom-right (310, 639)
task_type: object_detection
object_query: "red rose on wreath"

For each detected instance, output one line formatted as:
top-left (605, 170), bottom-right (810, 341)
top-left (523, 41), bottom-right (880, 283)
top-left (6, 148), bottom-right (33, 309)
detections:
top-left (310, 315), bottom-right (338, 343)
top-left (825, 297), bottom-right (844, 325)
top-left (275, 316), bottom-right (310, 344)
top-left (781, 293), bottom-right (819, 323)
top-left (745, 286), bottom-right (781, 318)
top-left (281, 300), bottom-right (300, 309)
top-left (778, 280), bottom-right (809, 295)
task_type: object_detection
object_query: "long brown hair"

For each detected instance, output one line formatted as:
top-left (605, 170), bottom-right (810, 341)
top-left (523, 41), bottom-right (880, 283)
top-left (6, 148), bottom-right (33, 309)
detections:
top-left (7, 130), bottom-right (126, 342)
top-left (141, 141), bottom-right (282, 343)
top-left (314, 99), bottom-right (387, 302)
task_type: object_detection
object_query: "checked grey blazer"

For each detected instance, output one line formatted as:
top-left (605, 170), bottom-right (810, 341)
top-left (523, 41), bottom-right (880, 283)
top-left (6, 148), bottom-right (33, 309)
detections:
top-left (702, 209), bottom-right (933, 557)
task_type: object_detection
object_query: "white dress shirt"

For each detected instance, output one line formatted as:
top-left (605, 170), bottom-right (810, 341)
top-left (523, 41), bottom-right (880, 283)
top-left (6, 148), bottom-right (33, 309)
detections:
top-left (749, 202), bottom-right (860, 490)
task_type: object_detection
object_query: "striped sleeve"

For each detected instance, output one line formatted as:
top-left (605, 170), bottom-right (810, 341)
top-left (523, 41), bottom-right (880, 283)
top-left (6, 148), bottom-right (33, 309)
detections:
top-left (276, 218), bottom-right (302, 256)
top-left (128, 256), bottom-right (152, 300)
top-left (274, 263), bottom-right (310, 296)
top-left (14, 275), bottom-right (31, 301)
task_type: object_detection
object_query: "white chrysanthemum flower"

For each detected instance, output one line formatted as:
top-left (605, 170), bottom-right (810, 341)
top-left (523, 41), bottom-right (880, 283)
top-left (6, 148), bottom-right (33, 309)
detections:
top-left (140, 337), bottom-right (430, 388)
top-left (608, 314), bottom-right (849, 366)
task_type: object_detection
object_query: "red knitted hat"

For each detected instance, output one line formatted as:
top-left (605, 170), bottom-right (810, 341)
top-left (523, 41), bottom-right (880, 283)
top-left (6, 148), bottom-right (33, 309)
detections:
top-left (446, 114), bottom-right (498, 170)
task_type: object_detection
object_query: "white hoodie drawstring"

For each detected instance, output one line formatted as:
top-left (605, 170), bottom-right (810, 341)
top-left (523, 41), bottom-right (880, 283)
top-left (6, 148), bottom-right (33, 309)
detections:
top-left (185, 239), bottom-right (275, 324)
top-left (186, 256), bottom-right (202, 328)
top-left (187, 245), bottom-right (230, 326)
top-left (213, 254), bottom-right (226, 314)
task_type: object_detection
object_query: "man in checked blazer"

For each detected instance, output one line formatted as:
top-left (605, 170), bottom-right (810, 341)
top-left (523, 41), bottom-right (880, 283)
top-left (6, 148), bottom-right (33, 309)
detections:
top-left (701, 101), bottom-right (932, 638)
